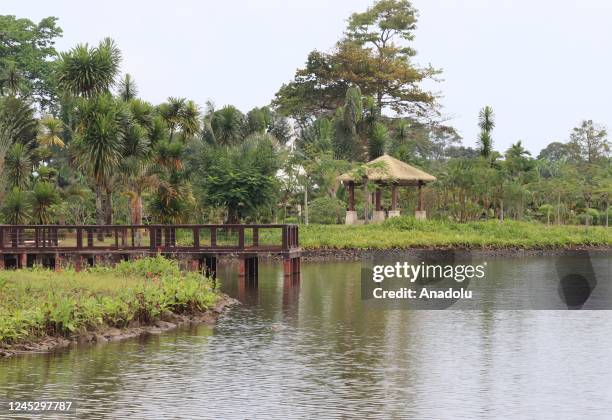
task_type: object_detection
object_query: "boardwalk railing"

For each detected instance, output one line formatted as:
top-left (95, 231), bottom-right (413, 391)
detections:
top-left (0, 224), bottom-right (300, 256)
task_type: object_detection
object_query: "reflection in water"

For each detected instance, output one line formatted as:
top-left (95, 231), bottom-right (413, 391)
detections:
top-left (1, 257), bottom-right (612, 418)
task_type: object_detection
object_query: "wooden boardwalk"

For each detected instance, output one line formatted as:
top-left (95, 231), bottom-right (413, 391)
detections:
top-left (0, 224), bottom-right (301, 278)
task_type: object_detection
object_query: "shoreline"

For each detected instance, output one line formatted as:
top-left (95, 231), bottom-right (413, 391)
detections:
top-left (299, 245), bottom-right (612, 261)
top-left (0, 294), bottom-right (238, 359)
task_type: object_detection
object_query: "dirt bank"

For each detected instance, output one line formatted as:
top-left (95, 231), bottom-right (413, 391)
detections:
top-left (298, 246), bottom-right (612, 261)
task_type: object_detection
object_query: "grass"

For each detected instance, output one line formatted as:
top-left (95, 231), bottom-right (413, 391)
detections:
top-left (300, 217), bottom-right (611, 249)
top-left (0, 256), bottom-right (219, 346)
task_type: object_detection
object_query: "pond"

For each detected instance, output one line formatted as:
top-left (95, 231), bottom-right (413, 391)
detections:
top-left (1, 255), bottom-right (611, 418)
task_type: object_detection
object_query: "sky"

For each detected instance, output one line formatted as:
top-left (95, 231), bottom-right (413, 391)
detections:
top-left (4, 0), bottom-right (612, 155)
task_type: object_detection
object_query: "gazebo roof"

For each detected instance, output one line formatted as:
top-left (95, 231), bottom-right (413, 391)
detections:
top-left (338, 154), bottom-right (436, 186)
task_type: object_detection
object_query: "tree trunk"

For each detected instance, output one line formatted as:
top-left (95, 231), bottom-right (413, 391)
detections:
top-left (606, 200), bottom-right (609, 228)
top-left (130, 193), bottom-right (143, 246)
top-left (304, 185), bottom-right (309, 225)
top-left (500, 199), bottom-right (504, 223)
top-left (556, 192), bottom-right (561, 225)
top-left (104, 189), bottom-right (113, 236)
top-left (363, 179), bottom-right (369, 225)
top-left (95, 185), bottom-right (104, 241)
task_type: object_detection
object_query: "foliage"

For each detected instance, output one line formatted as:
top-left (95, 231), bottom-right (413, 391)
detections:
top-left (300, 218), bottom-right (611, 249)
top-left (192, 133), bottom-right (280, 223)
top-left (57, 38), bottom-right (121, 98)
top-left (1, 187), bottom-right (32, 224)
top-left (309, 197), bottom-right (346, 224)
top-left (0, 16), bottom-right (62, 109)
top-left (0, 257), bottom-right (219, 345)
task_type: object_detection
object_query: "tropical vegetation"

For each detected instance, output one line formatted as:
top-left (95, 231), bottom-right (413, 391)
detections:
top-left (0, 2), bottom-right (609, 238)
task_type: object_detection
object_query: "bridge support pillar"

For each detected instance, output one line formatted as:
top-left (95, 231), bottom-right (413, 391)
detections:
top-left (75, 255), bottom-right (83, 272)
top-left (55, 253), bottom-right (62, 272)
top-left (239, 256), bottom-right (258, 281)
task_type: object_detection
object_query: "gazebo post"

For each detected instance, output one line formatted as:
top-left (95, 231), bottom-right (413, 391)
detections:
top-left (415, 181), bottom-right (427, 220)
top-left (389, 184), bottom-right (400, 218)
top-left (345, 181), bottom-right (358, 225)
top-left (373, 185), bottom-right (385, 222)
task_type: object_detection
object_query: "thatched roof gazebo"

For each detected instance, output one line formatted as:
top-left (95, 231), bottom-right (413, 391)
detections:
top-left (338, 154), bottom-right (436, 224)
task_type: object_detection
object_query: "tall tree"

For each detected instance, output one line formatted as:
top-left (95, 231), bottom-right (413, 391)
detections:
top-left (0, 16), bottom-right (63, 109)
top-left (117, 73), bottom-right (138, 101)
top-left (273, 0), bottom-right (439, 123)
top-left (568, 120), bottom-right (610, 164)
top-left (478, 105), bottom-right (495, 158)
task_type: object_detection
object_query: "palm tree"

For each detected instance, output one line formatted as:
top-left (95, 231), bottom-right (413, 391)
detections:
top-left (31, 182), bottom-right (60, 224)
top-left (72, 93), bottom-right (124, 235)
top-left (4, 143), bottom-right (32, 190)
top-left (37, 116), bottom-right (65, 148)
top-left (57, 38), bottom-right (122, 98)
top-left (2, 187), bottom-right (31, 224)
top-left (478, 106), bottom-right (495, 158)
top-left (0, 97), bottom-right (37, 180)
top-left (118, 73), bottom-right (138, 101)
top-left (210, 105), bottom-right (246, 145)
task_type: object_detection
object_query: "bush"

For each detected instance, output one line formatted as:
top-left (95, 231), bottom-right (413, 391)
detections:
top-left (309, 197), bottom-right (345, 224)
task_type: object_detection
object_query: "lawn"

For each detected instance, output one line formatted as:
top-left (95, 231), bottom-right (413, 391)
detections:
top-left (0, 256), bottom-right (219, 346)
top-left (299, 218), bottom-right (611, 249)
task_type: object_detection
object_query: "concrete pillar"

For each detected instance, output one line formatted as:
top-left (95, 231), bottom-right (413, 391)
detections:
top-left (75, 255), bottom-right (83, 272)
top-left (20, 253), bottom-right (27, 269)
top-left (415, 210), bottom-right (427, 220)
top-left (345, 211), bottom-right (358, 225)
top-left (0, 256), bottom-right (5, 270)
top-left (373, 187), bottom-right (385, 222)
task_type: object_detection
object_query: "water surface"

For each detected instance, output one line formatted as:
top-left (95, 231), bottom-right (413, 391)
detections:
top-left (1, 257), bottom-right (612, 419)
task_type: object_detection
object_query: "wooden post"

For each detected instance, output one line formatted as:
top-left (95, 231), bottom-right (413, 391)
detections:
top-left (0, 256), bottom-right (5, 270)
top-left (75, 255), bottom-right (83, 272)
top-left (418, 181), bottom-right (424, 211)
top-left (375, 188), bottom-right (382, 211)
top-left (20, 253), bottom-right (27, 269)
top-left (391, 185), bottom-right (398, 210)
top-left (283, 258), bottom-right (292, 277)
top-left (348, 181), bottom-right (355, 211)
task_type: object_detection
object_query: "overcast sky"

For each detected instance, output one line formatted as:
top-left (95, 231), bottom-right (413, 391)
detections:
top-left (5, 0), bottom-right (612, 154)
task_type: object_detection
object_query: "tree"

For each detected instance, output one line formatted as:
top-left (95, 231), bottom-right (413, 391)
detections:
top-left (537, 141), bottom-right (569, 162)
top-left (273, 0), bottom-right (439, 123)
top-left (209, 105), bottom-right (246, 146)
top-left (4, 143), bottom-right (32, 190)
top-left (158, 97), bottom-right (200, 141)
top-left (117, 73), bottom-right (138, 101)
top-left (37, 116), bottom-right (65, 148)
top-left (0, 96), bottom-right (37, 179)
top-left (31, 182), bottom-right (59, 224)
top-left (1, 187), bottom-right (31, 224)
top-left (57, 38), bottom-right (121, 98)
top-left (0, 16), bottom-right (63, 109)
top-left (477, 106), bottom-right (495, 158)
top-left (192, 133), bottom-right (280, 223)
top-left (567, 120), bottom-right (610, 164)
top-left (71, 93), bottom-right (124, 232)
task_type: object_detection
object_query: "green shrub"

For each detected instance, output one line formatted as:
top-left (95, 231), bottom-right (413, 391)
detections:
top-left (309, 197), bottom-right (345, 224)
